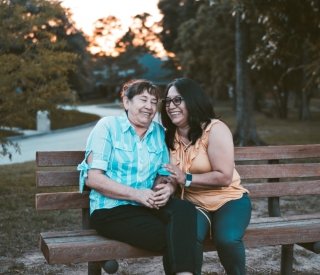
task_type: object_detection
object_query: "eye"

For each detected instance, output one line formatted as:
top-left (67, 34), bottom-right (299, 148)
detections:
top-left (151, 99), bottom-right (158, 105)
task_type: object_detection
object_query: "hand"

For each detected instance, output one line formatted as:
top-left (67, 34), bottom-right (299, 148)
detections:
top-left (152, 175), bottom-right (170, 190)
top-left (133, 189), bottom-right (159, 209)
top-left (164, 164), bottom-right (186, 186)
top-left (153, 183), bottom-right (174, 207)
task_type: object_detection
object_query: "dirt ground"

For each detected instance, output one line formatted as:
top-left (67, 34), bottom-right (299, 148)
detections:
top-left (1, 244), bottom-right (320, 275)
top-left (1, 190), bottom-right (319, 274)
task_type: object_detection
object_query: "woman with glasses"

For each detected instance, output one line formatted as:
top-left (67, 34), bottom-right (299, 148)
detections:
top-left (78, 79), bottom-right (198, 275)
top-left (160, 78), bottom-right (252, 275)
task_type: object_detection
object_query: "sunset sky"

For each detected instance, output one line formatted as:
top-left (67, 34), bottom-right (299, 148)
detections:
top-left (61, 0), bottom-right (163, 55)
top-left (61, 0), bottom-right (162, 35)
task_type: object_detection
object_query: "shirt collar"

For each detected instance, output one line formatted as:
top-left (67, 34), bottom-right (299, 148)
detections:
top-left (120, 113), bottom-right (156, 137)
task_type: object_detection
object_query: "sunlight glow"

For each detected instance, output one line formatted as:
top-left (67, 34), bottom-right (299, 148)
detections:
top-left (60, 0), bottom-right (166, 57)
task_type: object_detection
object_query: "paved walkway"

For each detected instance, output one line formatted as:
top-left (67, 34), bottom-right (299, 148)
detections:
top-left (0, 105), bottom-right (124, 165)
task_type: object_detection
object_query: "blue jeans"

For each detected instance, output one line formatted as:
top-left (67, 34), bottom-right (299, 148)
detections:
top-left (196, 193), bottom-right (252, 275)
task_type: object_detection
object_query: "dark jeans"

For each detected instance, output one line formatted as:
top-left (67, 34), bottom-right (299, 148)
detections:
top-left (196, 193), bottom-right (252, 275)
top-left (90, 198), bottom-right (197, 274)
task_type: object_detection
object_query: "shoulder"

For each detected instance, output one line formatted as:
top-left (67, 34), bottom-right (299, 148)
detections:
top-left (208, 119), bottom-right (233, 142)
top-left (95, 115), bottom-right (125, 128)
top-left (91, 116), bottom-right (123, 137)
top-left (152, 120), bottom-right (165, 135)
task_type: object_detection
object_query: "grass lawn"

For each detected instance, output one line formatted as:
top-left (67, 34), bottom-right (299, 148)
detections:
top-left (0, 101), bottom-right (319, 274)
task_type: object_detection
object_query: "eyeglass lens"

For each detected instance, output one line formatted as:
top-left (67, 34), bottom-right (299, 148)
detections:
top-left (165, 96), bottom-right (183, 107)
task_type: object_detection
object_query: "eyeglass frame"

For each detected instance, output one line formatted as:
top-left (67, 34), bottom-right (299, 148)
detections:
top-left (163, 96), bottom-right (184, 107)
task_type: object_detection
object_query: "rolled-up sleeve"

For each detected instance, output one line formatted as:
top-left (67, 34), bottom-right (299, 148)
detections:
top-left (77, 118), bottom-right (112, 193)
top-left (77, 158), bottom-right (90, 193)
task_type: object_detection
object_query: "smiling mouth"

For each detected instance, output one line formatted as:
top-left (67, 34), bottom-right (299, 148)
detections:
top-left (169, 112), bottom-right (180, 116)
top-left (142, 112), bottom-right (152, 117)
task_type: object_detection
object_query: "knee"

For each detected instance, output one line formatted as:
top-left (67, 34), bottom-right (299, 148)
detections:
top-left (168, 198), bottom-right (195, 214)
top-left (215, 232), bottom-right (241, 251)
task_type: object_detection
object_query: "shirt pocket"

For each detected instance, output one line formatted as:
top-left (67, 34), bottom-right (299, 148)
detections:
top-left (147, 144), bottom-right (164, 168)
top-left (113, 141), bottom-right (134, 164)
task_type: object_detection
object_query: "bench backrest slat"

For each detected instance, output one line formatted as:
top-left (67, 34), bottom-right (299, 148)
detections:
top-left (35, 180), bottom-right (320, 211)
top-left (36, 145), bottom-right (320, 167)
top-left (36, 151), bottom-right (84, 167)
top-left (35, 144), bottom-right (320, 211)
top-left (36, 192), bottom-right (89, 210)
top-left (36, 163), bottom-right (320, 187)
top-left (36, 171), bottom-right (79, 187)
top-left (234, 144), bottom-right (320, 161)
top-left (237, 163), bottom-right (320, 179)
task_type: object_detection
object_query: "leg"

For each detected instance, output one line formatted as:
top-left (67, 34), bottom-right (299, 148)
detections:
top-left (90, 205), bottom-right (166, 251)
top-left (281, 244), bottom-right (294, 275)
top-left (88, 262), bottom-right (101, 275)
top-left (195, 208), bottom-right (210, 275)
top-left (211, 193), bottom-right (252, 275)
top-left (156, 198), bottom-right (198, 275)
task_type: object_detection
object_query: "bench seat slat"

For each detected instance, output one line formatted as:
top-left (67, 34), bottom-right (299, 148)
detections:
top-left (40, 216), bottom-right (320, 264)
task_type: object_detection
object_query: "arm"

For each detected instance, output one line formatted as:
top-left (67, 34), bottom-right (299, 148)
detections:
top-left (86, 153), bottom-right (158, 208)
top-left (165, 121), bottom-right (235, 187)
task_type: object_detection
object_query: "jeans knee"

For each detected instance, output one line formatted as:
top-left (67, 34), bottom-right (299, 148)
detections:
top-left (215, 234), bottom-right (241, 251)
top-left (171, 198), bottom-right (194, 211)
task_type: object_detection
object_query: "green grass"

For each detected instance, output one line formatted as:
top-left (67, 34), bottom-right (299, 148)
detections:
top-left (216, 101), bottom-right (320, 145)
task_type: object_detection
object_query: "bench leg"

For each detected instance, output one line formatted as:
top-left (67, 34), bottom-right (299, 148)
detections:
top-left (281, 244), bottom-right (294, 275)
top-left (88, 261), bottom-right (101, 275)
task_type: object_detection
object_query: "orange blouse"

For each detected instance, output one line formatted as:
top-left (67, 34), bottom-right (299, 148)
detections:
top-left (170, 119), bottom-right (248, 211)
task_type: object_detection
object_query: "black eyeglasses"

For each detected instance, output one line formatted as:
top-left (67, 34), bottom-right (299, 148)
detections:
top-left (163, 96), bottom-right (183, 107)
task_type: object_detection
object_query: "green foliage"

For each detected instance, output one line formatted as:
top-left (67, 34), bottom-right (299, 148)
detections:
top-left (175, 1), bottom-right (235, 99)
top-left (159, 0), bottom-right (320, 120)
top-left (158, 0), bottom-right (205, 52)
top-left (0, 0), bottom-right (79, 118)
top-left (0, 0), bottom-right (80, 157)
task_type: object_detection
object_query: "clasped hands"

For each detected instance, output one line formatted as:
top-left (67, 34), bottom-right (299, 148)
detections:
top-left (136, 176), bottom-right (173, 209)
top-left (137, 164), bottom-right (185, 209)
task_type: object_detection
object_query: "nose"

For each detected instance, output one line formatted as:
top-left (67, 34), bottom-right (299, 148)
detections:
top-left (167, 100), bottom-right (176, 108)
top-left (145, 100), bottom-right (152, 109)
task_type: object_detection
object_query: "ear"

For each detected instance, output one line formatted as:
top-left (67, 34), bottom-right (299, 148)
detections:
top-left (123, 96), bottom-right (130, 111)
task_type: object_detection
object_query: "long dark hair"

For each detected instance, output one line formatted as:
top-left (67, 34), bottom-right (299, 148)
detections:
top-left (160, 78), bottom-right (217, 150)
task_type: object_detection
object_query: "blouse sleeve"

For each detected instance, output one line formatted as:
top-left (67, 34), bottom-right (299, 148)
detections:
top-left (77, 118), bottom-right (113, 193)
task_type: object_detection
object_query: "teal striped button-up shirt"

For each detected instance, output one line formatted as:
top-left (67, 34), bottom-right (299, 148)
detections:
top-left (77, 115), bottom-right (169, 214)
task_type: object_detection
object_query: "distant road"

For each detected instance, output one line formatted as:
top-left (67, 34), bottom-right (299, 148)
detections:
top-left (0, 105), bottom-right (124, 165)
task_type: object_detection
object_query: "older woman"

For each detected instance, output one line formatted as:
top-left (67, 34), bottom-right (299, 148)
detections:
top-left (77, 79), bottom-right (197, 275)
top-left (160, 78), bottom-right (252, 275)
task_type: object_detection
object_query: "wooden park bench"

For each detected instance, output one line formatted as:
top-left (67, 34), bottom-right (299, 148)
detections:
top-left (35, 144), bottom-right (320, 275)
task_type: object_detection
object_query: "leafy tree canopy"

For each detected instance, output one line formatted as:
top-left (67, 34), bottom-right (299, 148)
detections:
top-left (0, 0), bottom-right (80, 157)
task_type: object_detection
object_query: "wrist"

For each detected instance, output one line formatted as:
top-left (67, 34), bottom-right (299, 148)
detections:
top-left (184, 172), bottom-right (192, 187)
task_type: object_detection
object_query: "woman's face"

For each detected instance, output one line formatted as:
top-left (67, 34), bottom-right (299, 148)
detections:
top-left (165, 86), bottom-right (188, 128)
top-left (124, 89), bottom-right (158, 129)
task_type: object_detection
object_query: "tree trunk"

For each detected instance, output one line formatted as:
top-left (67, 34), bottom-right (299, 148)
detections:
top-left (233, 8), bottom-right (264, 146)
top-left (300, 89), bottom-right (311, 120)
